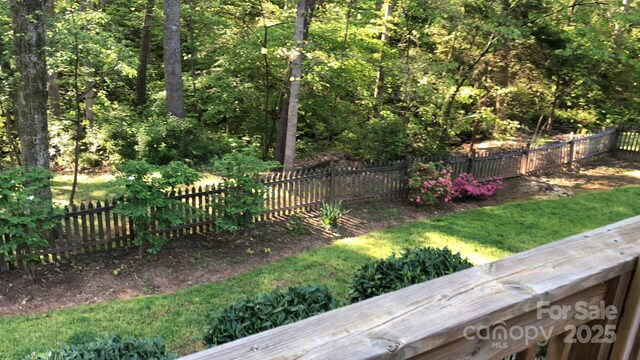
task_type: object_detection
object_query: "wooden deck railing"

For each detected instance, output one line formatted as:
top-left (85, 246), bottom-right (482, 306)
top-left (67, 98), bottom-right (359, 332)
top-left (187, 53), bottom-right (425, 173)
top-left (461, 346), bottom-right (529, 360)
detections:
top-left (181, 216), bottom-right (640, 360)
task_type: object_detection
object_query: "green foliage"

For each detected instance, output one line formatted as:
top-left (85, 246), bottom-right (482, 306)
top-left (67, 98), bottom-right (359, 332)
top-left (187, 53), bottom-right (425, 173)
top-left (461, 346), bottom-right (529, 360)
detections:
top-left (354, 111), bottom-right (408, 161)
top-left (348, 247), bottom-right (474, 303)
top-left (112, 160), bottom-right (201, 254)
top-left (0, 168), bottom-right (60, 271)
top-left (407, 162), bottom-right (454, 206)
top-left (209, 148), bottom-right (279, 233)
top-left (2, 186), bottom-right (640, 359)
top-left (286, 213), bottom-right (310, 235)
top-left (203, 285), bottom-right (338, 347)
top-left (136, 115), bottom-right (234, 166)
top-left (320, 201), bottom-right (346, 228)
top-left (23, 335), bottom-right (175, 360)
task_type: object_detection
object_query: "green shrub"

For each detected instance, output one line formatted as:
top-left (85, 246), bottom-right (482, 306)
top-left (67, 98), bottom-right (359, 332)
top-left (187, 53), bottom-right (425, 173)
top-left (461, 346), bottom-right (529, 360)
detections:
top-left (0, 167), bottom-right (61, 276)
top-left (348, 247), bottom-right (474, 303)
top-left (136, 115), bottom-right (233, 165)
top-left (112, 160), bottom-right (201, 254)
top-left (355, 111), bottom-right (408, 161)
top-left (320, 201), bottom-right (346, 228)
top-left (203, 285), bottom-right (338, 347)
top-left (23, 335), bottom-right (175, 360)
top-left (407, 162), bottom-right (454, 206)
top-left (209, 148), bottom-right (279, 233)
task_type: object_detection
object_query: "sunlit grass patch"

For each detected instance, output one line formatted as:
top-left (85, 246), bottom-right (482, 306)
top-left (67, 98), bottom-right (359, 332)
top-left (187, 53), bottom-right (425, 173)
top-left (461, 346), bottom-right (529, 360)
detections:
top-left (1, 186), bottom-right (639, 359)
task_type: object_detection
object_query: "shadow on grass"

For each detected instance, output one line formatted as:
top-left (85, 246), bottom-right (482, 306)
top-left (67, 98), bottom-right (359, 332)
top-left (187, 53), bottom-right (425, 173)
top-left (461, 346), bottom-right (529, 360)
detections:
top-left (2, 186), bottom-right (640, 358)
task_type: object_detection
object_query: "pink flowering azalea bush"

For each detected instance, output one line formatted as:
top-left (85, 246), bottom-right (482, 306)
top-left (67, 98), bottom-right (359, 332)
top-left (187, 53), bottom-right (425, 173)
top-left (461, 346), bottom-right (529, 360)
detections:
top-left (452, 172), bottom-right (502, 199)
top-left (407, 162), bottom-right (454, 206)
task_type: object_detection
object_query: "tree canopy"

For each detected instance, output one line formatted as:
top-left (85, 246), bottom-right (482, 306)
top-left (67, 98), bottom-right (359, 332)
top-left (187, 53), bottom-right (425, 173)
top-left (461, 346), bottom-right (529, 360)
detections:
top-left (1, 0), bottom-right (638, 170)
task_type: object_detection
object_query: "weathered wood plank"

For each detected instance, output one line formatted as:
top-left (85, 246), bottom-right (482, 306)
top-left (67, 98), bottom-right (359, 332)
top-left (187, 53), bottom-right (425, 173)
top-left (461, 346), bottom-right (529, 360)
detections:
top-left (546, 333), bottom-right (573, 360)
top-left (609, 259), bottom-right (640, 360)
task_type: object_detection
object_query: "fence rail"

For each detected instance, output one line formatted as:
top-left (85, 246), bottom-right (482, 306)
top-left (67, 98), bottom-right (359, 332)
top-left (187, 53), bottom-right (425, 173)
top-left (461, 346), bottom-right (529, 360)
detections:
top-left (181, 216), bottom-right (640, 360)
top-left (1, 127), bottom-right (638, 271)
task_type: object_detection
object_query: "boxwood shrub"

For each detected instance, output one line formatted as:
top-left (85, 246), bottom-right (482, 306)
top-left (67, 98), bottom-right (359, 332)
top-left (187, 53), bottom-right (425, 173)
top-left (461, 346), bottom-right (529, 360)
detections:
top-left (348, 247), bottom-right (474, 303)
top-left (23, 335), bottom-right (175, 360)
top-left (203, 285), bottom-right (338, 347)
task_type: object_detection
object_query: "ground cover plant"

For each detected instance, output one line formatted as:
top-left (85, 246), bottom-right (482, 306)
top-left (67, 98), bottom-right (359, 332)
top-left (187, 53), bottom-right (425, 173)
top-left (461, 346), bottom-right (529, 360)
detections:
top-left (203, 285), bottom-right (338, 346)
top-left (347, 247), bottom-right (474, 303)
top-left (23, 335), bottom-right (175, 360)
top-left (0, 186), bottom-right (639, 358)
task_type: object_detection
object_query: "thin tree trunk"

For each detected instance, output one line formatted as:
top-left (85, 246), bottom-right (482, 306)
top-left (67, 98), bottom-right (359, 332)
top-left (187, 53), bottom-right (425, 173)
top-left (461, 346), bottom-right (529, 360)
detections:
top-left (163, 0), bottom-right (186, 118)
top-left (494, 0), bottom-right (511, 134)
top-left (12, 0), bottom-right (52, 200)
top-left (85, 65), bottom-right (94, 128)
top-left (136, 0), bottom-right (155, 107)
top-left (283, 0), bottom-right (307, 171)
top-left (185, 0), bottom-right (197, 104)
top-left (274, 0), bottom-right (316, 164)
top-left (373, 0), bottom-right (393, 102)
top-left (69, 17), bottom-right (83, 206)
top-left (259, 0), bottom-right (272, 160)
top-left (44, 0), bottom-right (61, 120)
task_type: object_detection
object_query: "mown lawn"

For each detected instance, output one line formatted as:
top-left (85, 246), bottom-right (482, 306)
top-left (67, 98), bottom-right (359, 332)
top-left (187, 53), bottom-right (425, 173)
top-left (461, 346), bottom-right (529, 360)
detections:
top-left (2, 186), bottom-right (640, 359)
top-left (51, 172), bottom-right (221, 207)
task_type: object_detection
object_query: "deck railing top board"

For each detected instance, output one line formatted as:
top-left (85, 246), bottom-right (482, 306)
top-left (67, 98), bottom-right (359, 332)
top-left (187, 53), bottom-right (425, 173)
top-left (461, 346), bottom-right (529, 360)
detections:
top-left (181, 215), bottom-right (640, 360)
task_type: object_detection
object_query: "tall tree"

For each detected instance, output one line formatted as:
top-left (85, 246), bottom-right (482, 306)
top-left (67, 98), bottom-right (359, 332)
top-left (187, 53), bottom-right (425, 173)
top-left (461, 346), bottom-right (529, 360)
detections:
top-left (282, 0), bottom-right (307, 171)
top-left (136, 0), bottom-right (156, 107)
top-left (274, 0), bottom-right (315, 165)
top-left (163, 0), bottom-right (186, 118)
top-left (11, 0), bottom-right (52, 199)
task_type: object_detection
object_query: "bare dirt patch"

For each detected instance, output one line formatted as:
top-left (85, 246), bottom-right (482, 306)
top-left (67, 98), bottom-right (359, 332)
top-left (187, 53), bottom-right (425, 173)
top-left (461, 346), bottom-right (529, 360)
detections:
top-left (1, 157), bottom-right (638, 317)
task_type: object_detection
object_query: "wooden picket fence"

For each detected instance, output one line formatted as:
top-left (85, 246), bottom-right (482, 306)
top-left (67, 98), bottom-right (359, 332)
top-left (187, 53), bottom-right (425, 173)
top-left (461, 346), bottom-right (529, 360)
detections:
top-left (0, 127), bottom-right (636, 271)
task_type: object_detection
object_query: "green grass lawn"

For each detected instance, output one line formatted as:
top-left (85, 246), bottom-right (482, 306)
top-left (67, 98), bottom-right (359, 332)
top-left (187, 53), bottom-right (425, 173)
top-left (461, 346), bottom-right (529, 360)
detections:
top-left (51, 172), bottom-right (222, 207)
top-left (2, 186), bottom-right (640, 359)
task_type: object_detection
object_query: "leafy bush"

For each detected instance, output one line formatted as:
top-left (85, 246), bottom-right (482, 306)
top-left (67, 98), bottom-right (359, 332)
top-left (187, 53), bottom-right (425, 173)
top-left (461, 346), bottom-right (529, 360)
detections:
top-left (137, 115), bottom-right (233, 165)
top-left (407, 162), bottom-right (454, 206)
top-left (23, 335), bottom-right (175, 360)
top-left (209, 148), bottom-right (279, 233)
top-left (112, 160), bottom-right (201, 254)
top-left (452, 173), bottom-right (502, 199)
top-left (348, 247), bottom-right (474, 303)
top-left (203, 285), bottom-right (338, 347)
top-left (320, 201), bottom-right (346, 228)
top-left (0, 167), bottom-right (60, 276)
top-left (355, 111), bottom-right (408, 161)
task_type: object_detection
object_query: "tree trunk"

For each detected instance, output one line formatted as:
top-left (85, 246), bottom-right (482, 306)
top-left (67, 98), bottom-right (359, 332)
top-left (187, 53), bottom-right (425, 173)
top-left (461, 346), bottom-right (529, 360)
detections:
top-left (282, 0), bottom-right (307, 172)
top-left (185, 0), bottom-right (197, 103)
top-left (494, 0), bottom-right (511, 133)
top-left (163, 0), bottom-right (186, 118)
top-left (11, 0), bottom-right (52, 199)
top-left (373, 0), bottom-right (393, 103)
top-left (136, 0), bottom-right (155, 107)
top-left (274, 0), bottom-right (316, 165)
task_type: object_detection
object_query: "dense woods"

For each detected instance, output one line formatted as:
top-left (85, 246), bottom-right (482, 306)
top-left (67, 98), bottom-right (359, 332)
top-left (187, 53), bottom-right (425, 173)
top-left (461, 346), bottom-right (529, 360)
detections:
top-left (1, 0), bottom-right (638, 174)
